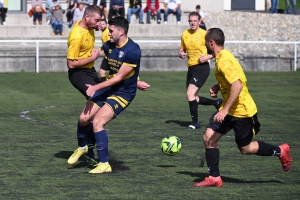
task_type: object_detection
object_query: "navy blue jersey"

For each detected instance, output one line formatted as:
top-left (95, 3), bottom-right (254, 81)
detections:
top-left (102, 38), bottom-right (141, 97)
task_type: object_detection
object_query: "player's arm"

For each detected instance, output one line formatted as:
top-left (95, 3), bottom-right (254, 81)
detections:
top-left (67, 49), bottom-right (99, 69)
top-left (199, 54), bottom-right (213, 63)
top-left (86, 64), bottom-right (134, 97)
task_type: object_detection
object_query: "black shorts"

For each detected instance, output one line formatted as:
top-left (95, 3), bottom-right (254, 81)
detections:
top-left (100, 57), bottom-right (109, 71)
top-left (206, 112), bottom-right (261, 147)
top-left (68, 67), bottom-right (102, 99)
top-left (186, 62), bottom-right (210, 88)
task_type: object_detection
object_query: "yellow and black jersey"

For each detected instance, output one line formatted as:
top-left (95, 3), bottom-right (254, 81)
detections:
top-left (215, 49), bottom-right (257, 118)
top-left (180, 28), bottom-right (207, 66)
top-left (101, 28), bottom-right (110, 44)
top-left (67, 20), bottom-right (95, 69)
top-left (103, 37), bottom-right (141, 96)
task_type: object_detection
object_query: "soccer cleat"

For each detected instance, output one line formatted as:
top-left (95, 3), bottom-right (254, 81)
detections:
top-left (215, 98), bottom-right (223, 110)
top-left (187, 122), bottom-right (200, 129)
top-left (279, 143), bottom-right (292, 172)
top-left (84, 155), bottom-right (98, 167)
top-left (193, 176), bottom-right (223, 187)
top-left (67, 146), bottom-right (88, 165)
top-left (89, 163), bottom-right (112, 174)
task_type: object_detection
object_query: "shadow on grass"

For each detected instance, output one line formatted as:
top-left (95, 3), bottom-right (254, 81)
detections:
top-left (177, 171), bottom-right (283, 184)
top-left (165, 120), bottom-right (191, 127)
top-left (156, 165), bottom-right (177, 168)
top-left (54, 151), bottom-right (130, 171)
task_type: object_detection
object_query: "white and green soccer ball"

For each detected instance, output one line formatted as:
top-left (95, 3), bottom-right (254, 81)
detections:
top-left (161, 136), bottom-right (182, 156)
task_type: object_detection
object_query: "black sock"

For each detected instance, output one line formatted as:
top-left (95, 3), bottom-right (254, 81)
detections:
top-left (199, 96), bottom-right (217, 106)
top-left (188, 100), bottom-right (198, 123)
top-left (206, 148), bottom-right (220, 177)
top-left (256, 141), bottom-right (281, 156)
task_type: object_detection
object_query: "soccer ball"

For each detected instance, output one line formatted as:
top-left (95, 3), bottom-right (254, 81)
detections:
top-left (161, 136), bottom-right (182, 156)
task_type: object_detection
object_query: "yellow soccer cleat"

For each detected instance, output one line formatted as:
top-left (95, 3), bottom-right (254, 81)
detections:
top-left (89, 163), bottom-right (112, 174)
top-left (67, 146), bottom-right (88, 165)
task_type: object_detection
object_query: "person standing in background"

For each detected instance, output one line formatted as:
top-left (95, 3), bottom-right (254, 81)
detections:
top-left (285, 0), bottom-right (297, 14)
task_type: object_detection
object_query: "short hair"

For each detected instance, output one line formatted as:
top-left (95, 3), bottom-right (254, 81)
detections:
top-left (83, 5), bottom-right (101, 17)
top-left (100, 19), bottom-right (107, 24)
top-left (196, 5), bottom-right (201, 9)
top-left (189, 11), bottom-right (201, 20)
top-left (108, 16), bottom-right (129, 35)
top-left (206, 28), bottom-right (225, 46)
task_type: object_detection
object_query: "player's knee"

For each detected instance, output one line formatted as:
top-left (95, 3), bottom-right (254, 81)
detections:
top-left (78, 114), bottom-right (92, 126)
top-left (202, 133), bottom-right (217, 147)
top-left (238, 146), bottom-right (251, 155)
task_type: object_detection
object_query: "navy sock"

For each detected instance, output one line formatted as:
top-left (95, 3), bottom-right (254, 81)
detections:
top-left (256, 141), bottom-right (281, 156)
top-left (95, 130), bottom-right (109, 163)
top-left (77, 122), bottom-right (91, 147)
top-left (86, 122), bottom-right (96, 158)
top-left (205, 148), bottom-right (220, 177)
top-left (188, 100), bottom-right (198, 123)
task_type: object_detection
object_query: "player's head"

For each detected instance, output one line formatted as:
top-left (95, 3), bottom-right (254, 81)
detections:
top-left (108, 16), bottom-right (129, 43)
top-left (196, 5), bottom-right (201, 12)
top-left (82, 5), bottom-right (101, 30)
top-left (205, 28), bottom-right (225, 57)
top-left (100, 19), bottom-right (107, 31)
top-left (188, 11), bottom-right (200, 31)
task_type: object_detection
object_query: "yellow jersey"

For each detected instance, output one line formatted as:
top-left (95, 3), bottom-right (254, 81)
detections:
top-left (101, 28), bottom-right (110, 44)
top-left (215, 49), bottom-right (257, 118)
top-left (180, 28), bottom-right (207, 66)
top-left (67, 20), bottom-right (95, 69)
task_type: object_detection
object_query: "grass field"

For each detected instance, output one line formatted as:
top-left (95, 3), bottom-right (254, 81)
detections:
top-left (0, 71), bottom-right (300, 199)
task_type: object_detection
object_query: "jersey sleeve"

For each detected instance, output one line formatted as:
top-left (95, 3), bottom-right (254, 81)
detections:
top-left (221, 60), bottom-right (240, 84)
top-left (67, 38), bottom-right (82, 60)
top-left (123, 49), bottom-right (141, 68)
top-left (180, 32), bottom-right (186, 50)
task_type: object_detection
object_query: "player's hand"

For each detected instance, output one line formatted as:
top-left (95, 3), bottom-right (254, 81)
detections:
top-left (178, 50), bottom-right (186, 59)
top-left (210, 84), bottom-right (219, 98)
top-left (199, 54), bottom-right (208, 63)
top-left (214, 109), bottom-right (228, 123)
top-left (86, 84), bottom-right (97, 97)
top-left (91, 49), bottom-right (100, 60)
top-left (137, 81), bottom-right (150, 91)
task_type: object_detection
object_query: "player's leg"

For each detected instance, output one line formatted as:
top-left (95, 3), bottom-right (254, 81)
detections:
top-left (234, 114), bottom-right (292, 172)
top-left (67, 102), bottom-right (100, 165)
top-left (194, 112), bottom-right (232, 187)
top-left (186, 83), bottom-right (200, 129)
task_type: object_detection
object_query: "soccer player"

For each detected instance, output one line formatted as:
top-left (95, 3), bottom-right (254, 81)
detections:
top-left (178, 11), bottom-right (222, 130)
top-left (193, 28), bottom-right (292, 187)
top-left (98, 18), bottom-right (110, 81)
top-left (68, 16), bottom-right (144, 174)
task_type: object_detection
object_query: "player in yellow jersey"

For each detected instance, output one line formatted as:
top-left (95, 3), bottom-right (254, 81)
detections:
top-left (178, 11), bottom-right (222, 130)
top-left (193, 28), bottom-right (292, 187)
top-left (98, 18), bottom-right (110, 81)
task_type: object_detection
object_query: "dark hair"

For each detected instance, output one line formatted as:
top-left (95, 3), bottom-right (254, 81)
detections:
top-left (83, 5), bottom-right (101, 17)
top-left (206, 28), bottom-right (225, 46)
top-left (196, 5), bottom-right (201, 9)
top-left (108, 16), bottom-right (129, 35)
top-left (100, 19), bottom-right (107, 24)
top-left (189, 11), bottom-right (201, 20)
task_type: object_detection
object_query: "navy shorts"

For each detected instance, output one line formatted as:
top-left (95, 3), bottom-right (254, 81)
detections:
top-left (186, 62), bottom-right (210, 88)
top-left (88, 88), bottom-right (134, 116)
top-left (206, 112), bottom-right (261, 147)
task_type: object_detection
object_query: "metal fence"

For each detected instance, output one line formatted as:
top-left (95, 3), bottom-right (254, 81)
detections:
top-left (1, 40), bottom-right (299, 72)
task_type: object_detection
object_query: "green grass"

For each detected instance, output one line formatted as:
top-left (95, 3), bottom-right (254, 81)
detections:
top-left (279, 0), bottom-right (300, 10)
top-left (0, 71), bottom-right (300, 199)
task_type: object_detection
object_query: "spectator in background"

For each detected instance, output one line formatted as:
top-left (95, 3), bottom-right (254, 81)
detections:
top-left (45, 0), bottom-right (61, 25)
top-left (108, 0), bottom-right (125, 19)
top-left (78, 0), bottom-right (91, 8)
top-left (270, 0), bottom-right (279, 13)
top-left (73, 2), bottom-right (85, 24)
top-left (127, 0), bottom-right (144, 24)
top-left (163, 0), bottom-right (181, 25)
top-left (93, 0), bottom-right (108, 20)
top-left (285, 0), bottom-right (297, 14)
top-left (0, 0), bottom-right (8, 25)
top-left (144, 0), bottom-right (161, 24)
top-left (66, 0), bottom-right (78, 28)
top-left (31, 0), bottom-right (44, 25)
top-left (51, 3), bottom-right (64, 35)
top-left (98, 19), bottom-right (110, 80)
top-left (195, 5), bottom-right (206, 30)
